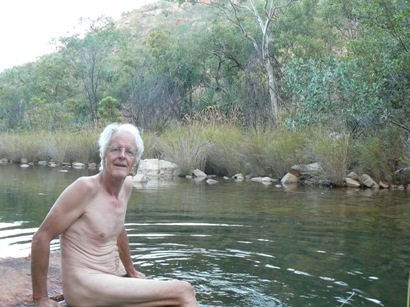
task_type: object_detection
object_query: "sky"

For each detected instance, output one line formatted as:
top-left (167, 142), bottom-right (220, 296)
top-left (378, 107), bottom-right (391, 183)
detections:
top-left (0, 0), bottom-right (158, 73)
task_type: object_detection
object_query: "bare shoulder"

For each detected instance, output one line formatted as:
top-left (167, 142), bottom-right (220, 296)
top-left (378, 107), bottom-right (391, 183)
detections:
top-left (38, 175), bottom-right (102, 235)
top-left (61, 174), bottom-right (100, 201)
top-left (124, 175), bottom-right (133, 187)
top-left (73, 175), bottom-right (99, 190)
top-left (124, 176), bottom-right (134, 195)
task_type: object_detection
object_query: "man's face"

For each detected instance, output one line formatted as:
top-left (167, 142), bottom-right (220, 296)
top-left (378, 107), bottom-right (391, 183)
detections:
top-left (104, 130), bottom-right (137, 177)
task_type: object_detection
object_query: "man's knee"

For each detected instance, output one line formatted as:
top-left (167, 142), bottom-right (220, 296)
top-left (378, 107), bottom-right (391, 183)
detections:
top-left (175, 280), bottom-right (197, 305)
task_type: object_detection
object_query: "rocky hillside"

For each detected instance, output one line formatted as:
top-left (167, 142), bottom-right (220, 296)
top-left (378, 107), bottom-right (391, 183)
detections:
top-left (115, 0), bottom-right (213, 43)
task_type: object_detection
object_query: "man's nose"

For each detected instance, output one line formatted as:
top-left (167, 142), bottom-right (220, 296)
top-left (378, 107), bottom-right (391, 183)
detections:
top-left (118, 148), bottom-right (126, 157)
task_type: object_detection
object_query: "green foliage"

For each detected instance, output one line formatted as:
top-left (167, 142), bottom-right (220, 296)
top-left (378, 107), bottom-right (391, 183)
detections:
top-left (195, 123), bottom-right (246, 176)
top-left (138, 130), bottom-right (161, 160)
top-left (0, 0), bottom-right (408, 154)
top-left (283, 56), bottom-right (385, 131)
top-left (98, 96), bottom-right (122, 125)
top-left (59, 17), bottom-right (126, 123)
top-left (276, 0), bottom-right (332, 60)
top-left (254, 129), bottom-right (310, 178)
top-left (0, 130), bottom-right (100, 164)
top-left (321, 0), bottom-right (410, 131)
top-left (26, 96), bottom-right (75, 131)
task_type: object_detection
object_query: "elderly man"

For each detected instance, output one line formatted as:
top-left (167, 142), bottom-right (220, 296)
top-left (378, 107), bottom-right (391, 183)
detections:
top-left (31, 123), bottom-right (198, 307)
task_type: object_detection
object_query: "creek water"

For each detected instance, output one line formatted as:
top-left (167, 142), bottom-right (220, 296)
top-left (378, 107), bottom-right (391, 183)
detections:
top-left (0, 164), bottom-right (409, 306)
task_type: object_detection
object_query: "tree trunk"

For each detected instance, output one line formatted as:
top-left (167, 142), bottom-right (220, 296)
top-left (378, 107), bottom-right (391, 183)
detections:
top-left (264, 58), bottom-right (278, 123)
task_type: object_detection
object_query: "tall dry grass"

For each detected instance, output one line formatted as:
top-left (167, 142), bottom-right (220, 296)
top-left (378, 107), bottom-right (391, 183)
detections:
top-left (305, 129), bottom-right (351, 186)
top-left (0, 132), bottom-right (45, 162)
top-left (156, 124), bottom-right (213, 175)
top-left (0, 130), bottom-right (100, 164)
top-left (0, 123), bottom-right (408, 186)
top-left (351, 128), bottom-right (409, 182)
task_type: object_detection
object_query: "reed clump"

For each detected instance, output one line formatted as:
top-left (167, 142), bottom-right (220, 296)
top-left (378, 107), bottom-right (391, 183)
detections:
top-left (66, 131), bottom-right (100, 164)
top-left (351, 127), bottom-right (409, 183)
top-left (156, 124), bottom-right (213, 176)
top-left (305, 129), bottom-right (352, 186)
top-left (0, 132), bottom-right (45, 162)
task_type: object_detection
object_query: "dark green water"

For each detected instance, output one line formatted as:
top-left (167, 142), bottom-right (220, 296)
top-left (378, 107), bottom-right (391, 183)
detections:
top-left (1, 164), bottom-right (409, 306)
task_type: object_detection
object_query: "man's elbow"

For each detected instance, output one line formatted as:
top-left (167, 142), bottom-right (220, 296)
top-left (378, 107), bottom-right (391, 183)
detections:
top-left (31, 229), bottom-right (52, 249)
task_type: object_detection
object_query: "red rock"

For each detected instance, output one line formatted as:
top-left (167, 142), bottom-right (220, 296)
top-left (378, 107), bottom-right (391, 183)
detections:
top-left (0, 253), bottom-right (63, 306)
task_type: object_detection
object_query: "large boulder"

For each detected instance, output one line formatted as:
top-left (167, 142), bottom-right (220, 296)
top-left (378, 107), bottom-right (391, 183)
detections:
top-left (359, 174), bottom-right (379, 189)
top-left (0, 253), bottom-right (63, 306)
top-left (137, 159), bottom-right (180, 177)
top-left (281, 173), bottom-right (298, 184)
top-left (290, 162), bottom-right (324, 178)
top-left (345, 177), bottom-right (360, 188)
top-left (232, 173), bottom-right (245, 182)
top-left (192, 169), bottom-right (207, 178)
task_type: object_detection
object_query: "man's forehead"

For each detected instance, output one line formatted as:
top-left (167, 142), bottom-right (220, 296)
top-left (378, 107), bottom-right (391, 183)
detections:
top-left (110, 130), bottom-right (136, 145)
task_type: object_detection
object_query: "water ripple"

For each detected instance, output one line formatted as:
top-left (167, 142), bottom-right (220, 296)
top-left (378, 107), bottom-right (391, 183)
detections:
top-left (0, 222), bottom-right (59, 258)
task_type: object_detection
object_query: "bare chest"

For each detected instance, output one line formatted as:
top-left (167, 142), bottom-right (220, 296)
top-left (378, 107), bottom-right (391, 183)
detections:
top-left (68, 194), bottom-right (128, 243)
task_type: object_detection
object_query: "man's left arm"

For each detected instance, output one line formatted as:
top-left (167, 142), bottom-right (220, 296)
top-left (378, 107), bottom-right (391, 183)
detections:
top-left (117, 227), bottom-right (146, 278)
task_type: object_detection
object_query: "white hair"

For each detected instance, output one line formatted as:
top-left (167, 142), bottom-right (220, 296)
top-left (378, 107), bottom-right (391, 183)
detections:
top-left (98, 123), bottom-right (144, 171)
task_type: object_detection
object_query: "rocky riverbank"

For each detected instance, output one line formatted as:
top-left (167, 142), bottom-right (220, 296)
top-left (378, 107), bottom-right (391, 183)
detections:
top-left (1, 157), bottom-right (410, 189)
top-left (0, 252), bottom-right (64, 306)
top-left (133, 159), bottom-right (410, 190)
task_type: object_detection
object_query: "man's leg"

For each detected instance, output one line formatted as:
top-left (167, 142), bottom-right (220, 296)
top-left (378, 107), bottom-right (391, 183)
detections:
top-left (64, 274), bottom-right (198, 307)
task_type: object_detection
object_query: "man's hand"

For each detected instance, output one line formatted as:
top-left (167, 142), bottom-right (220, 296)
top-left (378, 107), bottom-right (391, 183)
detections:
top-left (34, 297), bottom-right (60, 307)
top-left (123, 270), bottom-right (146, 279)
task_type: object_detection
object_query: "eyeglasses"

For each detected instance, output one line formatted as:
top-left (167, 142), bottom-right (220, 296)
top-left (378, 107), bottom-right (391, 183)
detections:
top-left (108, 146), bottom-right (136, 158)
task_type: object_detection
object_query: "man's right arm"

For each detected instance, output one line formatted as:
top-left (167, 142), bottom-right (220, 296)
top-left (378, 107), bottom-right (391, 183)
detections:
top-left (30, 177), bottom-right (92, 306)
top-left (31, 230), bottom-right (59, 306)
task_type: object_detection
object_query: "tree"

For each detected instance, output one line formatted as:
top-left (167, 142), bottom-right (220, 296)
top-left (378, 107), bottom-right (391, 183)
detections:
top-left (170, 0), bottom-right (298, 124)
top-left (321, 0), bottom-right (410, 131)
top-left (98, 96), bottom-right (122, 125)
top-left (58, 17), bottom-right (124, 124)
top-left (224, 0), bottom-right (298, 123)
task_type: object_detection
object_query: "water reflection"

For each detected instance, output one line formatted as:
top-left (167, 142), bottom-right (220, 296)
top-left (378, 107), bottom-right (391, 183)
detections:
top-left (0, 165), bottom-right (409, 306)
